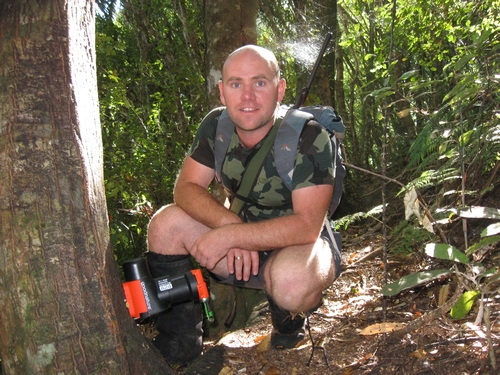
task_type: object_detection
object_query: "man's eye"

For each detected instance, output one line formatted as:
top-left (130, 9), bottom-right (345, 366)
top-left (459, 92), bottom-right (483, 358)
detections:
top-left (231, 82), bottom-right (241, 88)
top-left (256, 81), bottom-right (265, 87)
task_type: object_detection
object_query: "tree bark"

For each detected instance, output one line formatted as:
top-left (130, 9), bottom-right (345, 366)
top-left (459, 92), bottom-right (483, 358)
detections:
top-left (204, 0), bottom-right (240, 105)
top-left (0, 1), bottom-right (171, 373)
top-left (203, 0), bottom-right (264, 339)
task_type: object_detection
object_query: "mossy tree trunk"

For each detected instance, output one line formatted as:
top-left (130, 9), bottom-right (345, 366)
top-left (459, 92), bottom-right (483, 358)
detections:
top-left (203, 0), bottom-right (266, 339)
top-left (0, 1), bottom-right (172, 373)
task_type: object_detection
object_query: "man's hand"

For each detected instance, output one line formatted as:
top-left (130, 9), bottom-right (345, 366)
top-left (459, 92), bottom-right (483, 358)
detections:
top-left (227, 248), bottom-right (260, 281)
top-left (190, 228), bottom-right (229, 270)
top-left (190, 226), bottom-right (260, 281)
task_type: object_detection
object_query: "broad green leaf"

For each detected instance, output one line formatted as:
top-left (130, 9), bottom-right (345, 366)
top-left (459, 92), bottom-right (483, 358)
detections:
top-left (365, 87), bottom-right (395, 101)
top-left (442, 74), bottom-right (475, 103)
top-left (479, 266), bottom-right (498, 278)
top-left (481, 222), bottom-right (500, 237)
top-left (458, 206), bottom-right (500, 220)
top-left (466, 235), bottom-right (500, 255)
top-left (477, 28), bottom-right (493, 44)
top-left (449, 86), bottom-right (481, 105)
top-left (425, 243), bottom-right (469, 264)
top-left (454, 54), bottom-right (474, 71)
top-left (459, 129), bottom-right (474, 147)
top-left (450, 291), bottom-right (480, 319)
top-left (364, 53), bottom-right (376, 61)
top-left (438, 142), bottom-right (448, 155)
top-left (398, 70), bottom-right (419, 81)
top-left (441, 149), bottom-right (458, 159)
top-left (381, 269), bottom-right (452, 296)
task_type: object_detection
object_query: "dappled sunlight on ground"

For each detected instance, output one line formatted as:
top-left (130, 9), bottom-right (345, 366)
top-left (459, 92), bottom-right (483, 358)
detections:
top-left (196, 221), bottom-right (499, 374)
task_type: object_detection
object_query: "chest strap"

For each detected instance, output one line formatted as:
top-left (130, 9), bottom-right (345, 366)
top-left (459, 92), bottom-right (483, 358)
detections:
top-left (229, 119), bottom-right (281, 216)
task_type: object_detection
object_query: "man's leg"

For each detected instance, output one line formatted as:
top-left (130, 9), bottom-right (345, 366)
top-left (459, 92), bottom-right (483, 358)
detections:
top-left (146, 204), bottom-right (211, 364)
top-left (148, 204), bottom-right (210, 257)
top-left (262, 237), bottom-right (336, 349)
top-left (145, 252), bottom-right (203, 364)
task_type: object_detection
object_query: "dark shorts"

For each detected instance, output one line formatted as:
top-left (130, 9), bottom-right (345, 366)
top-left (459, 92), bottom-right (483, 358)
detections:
top-left (208, 227), bottom-right (342, 290)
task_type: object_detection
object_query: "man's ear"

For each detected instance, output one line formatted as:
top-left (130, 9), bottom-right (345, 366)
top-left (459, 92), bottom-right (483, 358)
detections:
top-left (218, 80), bottom-right (226, 105)
top-left (277, 78), bottom-right (286, 103)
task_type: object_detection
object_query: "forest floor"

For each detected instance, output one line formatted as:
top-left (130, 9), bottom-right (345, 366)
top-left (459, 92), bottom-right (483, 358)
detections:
top-left (181, 218), bottom-right (499, 375)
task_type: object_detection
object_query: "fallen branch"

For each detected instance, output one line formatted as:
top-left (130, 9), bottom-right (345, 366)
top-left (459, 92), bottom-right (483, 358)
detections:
top-left (389, 284), bottom-right (463, 339)
top-left (350, 247), bottom-right (383, 265)
top-left (343, 162), bottom-right (404, 187)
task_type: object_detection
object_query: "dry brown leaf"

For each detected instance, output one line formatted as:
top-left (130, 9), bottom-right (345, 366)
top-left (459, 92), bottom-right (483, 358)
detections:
top-left (254, 334), bottom-right (267, 345)
top-left (218, 365), bottom-right (233, 375)
top-left (256, 333), bottom-right (271, 352)
top-left (263, 366), bottom-right (280, 375)
top-left (360, 353), bottom-right (374, 364)
top-left (294, 337), bottom-right (308, 348)
top-left (341, 368), bottom-right (356, 375)
top-left (359, 322), bottom-right (405, 335)
top-left (492, 323), bottom-right (500, 333)
top-left (410, 348), bottom-right (427, 359)
top-left (438, 284), bottom-right (450, 306)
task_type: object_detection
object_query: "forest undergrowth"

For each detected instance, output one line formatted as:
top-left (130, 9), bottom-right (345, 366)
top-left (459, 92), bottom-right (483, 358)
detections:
top-left (137, 183), bottom-right (500, 375)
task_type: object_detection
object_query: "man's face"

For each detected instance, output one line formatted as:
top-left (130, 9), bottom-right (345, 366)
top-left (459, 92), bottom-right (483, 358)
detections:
top-left (219, 49), bottom-right (286, 135)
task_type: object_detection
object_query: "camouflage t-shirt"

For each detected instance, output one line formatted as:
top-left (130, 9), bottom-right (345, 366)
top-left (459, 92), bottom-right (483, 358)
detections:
top-left (188, 108), bottom-right (334, 222)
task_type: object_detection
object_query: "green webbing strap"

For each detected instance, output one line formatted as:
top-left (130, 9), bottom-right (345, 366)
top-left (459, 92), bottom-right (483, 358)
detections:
top-left (230, 118), bottom-right (282, 216)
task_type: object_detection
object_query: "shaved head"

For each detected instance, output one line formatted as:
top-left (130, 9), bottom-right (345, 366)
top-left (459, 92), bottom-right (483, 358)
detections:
top-left (222, 45), bottom-right (281, 83)
top-left (217, 44), bottom-right (286, 148)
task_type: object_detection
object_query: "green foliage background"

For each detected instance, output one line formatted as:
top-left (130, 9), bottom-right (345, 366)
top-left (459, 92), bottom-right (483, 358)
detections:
top-left (95, 0), bottom-right (499, 265)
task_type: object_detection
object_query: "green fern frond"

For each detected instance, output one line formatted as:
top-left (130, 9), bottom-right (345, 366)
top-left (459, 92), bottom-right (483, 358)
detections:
top-left (335, 205), bottom-right (385, 230)
top-left (398, 168), bottom-right (460, 196)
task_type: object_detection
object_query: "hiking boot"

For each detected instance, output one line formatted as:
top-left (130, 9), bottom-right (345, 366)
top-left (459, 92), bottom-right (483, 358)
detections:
top-left (271, 327), bottom-right (306, 350)
top-left (146, 252), bottom-right (203, 365)
top-left (267, 296), bottom-right (306, 350)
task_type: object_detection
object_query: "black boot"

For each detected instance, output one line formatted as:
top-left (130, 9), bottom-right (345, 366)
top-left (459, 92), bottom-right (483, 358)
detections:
top-left (146, 252), bottom-right (203, 365)
top-left (267, 296), bottom-right (306, 350)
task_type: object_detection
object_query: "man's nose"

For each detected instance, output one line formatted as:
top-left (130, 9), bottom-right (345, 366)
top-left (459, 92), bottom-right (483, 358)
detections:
top-left (242, 84), bottom-right (256, 100)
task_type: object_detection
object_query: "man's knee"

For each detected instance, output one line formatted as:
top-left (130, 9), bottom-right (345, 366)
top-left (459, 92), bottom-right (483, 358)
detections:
top-left (263, 245), bottom-right (334, 312)
top-left (269, 289), bottom-right (322, 315)
top-left (148, 205), bottom-right (173, 234)
top-left (264, 264), bottom-right (324, 313)
top-left (147, 204), bottom-right (185, 254)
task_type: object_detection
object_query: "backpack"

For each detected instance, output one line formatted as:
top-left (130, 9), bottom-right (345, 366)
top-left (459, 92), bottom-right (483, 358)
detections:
top-left (213, 104), bottom-right (346, 218)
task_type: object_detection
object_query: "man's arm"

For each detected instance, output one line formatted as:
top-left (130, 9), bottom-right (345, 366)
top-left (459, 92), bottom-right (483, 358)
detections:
top-left (224, 183), bottom-right (333, 249)
top-left (174, 155), bottom-right (242, 229)
top-left (191, 183), bottom-right (333, 270)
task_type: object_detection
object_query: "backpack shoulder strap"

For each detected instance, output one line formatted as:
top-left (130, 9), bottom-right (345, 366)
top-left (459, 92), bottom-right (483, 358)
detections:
top-left (296, 105), bottom-right (346, 216)
top-left (274, 108), bottom-right (314, 190)
top-left (329, 134), bottom-right (346, 216)
top-left (230, 119), bottom-right (281, 216)
top-left (213, 107), bottom-right (233, 183)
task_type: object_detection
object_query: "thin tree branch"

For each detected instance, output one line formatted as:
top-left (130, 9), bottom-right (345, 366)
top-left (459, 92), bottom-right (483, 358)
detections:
top-left (389, 284), bottom-right (463, 339)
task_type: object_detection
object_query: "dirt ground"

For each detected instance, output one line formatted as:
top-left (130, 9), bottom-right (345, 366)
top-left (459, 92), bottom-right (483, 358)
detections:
top-left (185, 220), bottom-right (499, 375)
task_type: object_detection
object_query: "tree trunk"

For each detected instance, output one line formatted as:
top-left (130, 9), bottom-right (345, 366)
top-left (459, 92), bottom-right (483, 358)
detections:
top-left (0, 1), bottom-right (172, 373)
top-left (203, 0), bottom-right (265, 339)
